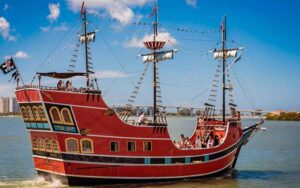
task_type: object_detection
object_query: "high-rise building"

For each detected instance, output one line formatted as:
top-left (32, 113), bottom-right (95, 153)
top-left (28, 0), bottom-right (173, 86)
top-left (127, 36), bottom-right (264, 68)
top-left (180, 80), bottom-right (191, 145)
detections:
top-left (0, 97), bottom-right (19, 113)
top-left (0, 97), bottom-right (9, 113)
top-left (9, 97), bottom-right (19, 113)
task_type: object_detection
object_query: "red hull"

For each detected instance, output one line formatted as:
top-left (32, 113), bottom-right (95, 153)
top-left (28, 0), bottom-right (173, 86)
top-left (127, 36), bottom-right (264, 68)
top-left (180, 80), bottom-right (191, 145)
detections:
top-left (15, 87), bottom-right (254, 185)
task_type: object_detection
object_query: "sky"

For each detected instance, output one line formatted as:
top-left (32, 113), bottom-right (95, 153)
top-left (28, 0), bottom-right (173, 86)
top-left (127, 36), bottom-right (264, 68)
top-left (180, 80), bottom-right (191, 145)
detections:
top-left (0, 0), bottom-right (299, 111)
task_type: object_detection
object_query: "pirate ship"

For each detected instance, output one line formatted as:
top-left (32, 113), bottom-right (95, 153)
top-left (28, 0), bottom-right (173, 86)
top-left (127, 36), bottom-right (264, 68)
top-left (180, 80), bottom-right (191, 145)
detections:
top-left (10, 1), bottom-right (265, 186)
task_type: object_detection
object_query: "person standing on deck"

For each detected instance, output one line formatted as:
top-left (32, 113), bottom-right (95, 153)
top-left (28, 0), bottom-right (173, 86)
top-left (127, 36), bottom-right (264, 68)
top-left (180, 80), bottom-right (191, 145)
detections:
top-left (138, 112), bottom-right (148, 125)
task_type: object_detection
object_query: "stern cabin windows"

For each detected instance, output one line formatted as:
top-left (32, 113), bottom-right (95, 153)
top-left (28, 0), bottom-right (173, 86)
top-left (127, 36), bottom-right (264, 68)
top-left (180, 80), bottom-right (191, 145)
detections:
top-left (46, 104), bottom-right (78, 133)
top-left (65, 138), bottom-right (79, 153)
top-left (50, 107), bottom-right (63, 124)
top-left (61, 108), bottom-right (74, 125)
top-left (19, 104), bottom-right (50, 130)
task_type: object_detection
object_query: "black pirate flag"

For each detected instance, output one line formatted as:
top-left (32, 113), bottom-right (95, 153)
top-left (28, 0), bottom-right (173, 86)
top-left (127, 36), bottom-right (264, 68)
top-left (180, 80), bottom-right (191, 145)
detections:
top-left (1, 57), bottom-right (16, 74)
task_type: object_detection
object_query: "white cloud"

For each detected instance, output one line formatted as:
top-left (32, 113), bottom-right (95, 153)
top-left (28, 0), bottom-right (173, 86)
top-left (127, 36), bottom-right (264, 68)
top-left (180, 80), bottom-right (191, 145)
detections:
top-left (0, 17), bottom-right (16, 41)
top-left (94, 70), bottom-right (130, 78)
top-left (40, 23), bottom-right (68, 32)
top-left (125, 32), bottom-right (177, 48)
top-left (14, 51), bottom-right (29, 59)
top-left (47, 3), bottom-right (60, 22)
top-left (66, 0), bottom-right (151, 24)
top-left (186, 0), bottom-right (197, 8)
top-left (40, 26), bottom-right (50, 32)
top-left (53, 23), bottom-right (69, 31)
top-left (3, 3), bottom-right (9, 11)
top-left (4, 51), bottom-right (30, 60)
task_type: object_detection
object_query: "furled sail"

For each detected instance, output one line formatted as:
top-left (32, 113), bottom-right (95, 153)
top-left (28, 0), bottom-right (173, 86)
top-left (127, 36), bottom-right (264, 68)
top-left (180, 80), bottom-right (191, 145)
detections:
top-left (79, 31), bottom-right (96, 43)
top-left (141, 49), bottom-right (178, 63)
top-left (211, 48), bottom-right (243, 59)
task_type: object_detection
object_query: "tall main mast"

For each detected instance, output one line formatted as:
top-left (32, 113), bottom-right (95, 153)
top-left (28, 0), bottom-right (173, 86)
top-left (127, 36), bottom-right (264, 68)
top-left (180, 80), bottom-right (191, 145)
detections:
top-left (221, 16), bottom-right (226, 123)
top-left (153, 1), bottom-right (158, 123)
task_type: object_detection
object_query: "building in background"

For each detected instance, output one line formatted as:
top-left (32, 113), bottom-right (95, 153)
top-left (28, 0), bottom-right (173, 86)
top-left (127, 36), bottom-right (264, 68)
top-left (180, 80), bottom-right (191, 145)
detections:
top-left (0, 97), bottom-right (20, 113)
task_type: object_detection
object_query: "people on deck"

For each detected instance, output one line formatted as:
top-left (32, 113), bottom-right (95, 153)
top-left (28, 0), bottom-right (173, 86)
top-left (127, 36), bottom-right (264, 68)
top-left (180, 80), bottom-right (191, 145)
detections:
top-left (207, 136), bottom-right (214, 148)
top-left (214, 135), bottom-right (220, 146)
top-left (220, 134), bottom-right (225, 143)
top-left (57, 80), bottom-right (63, 90)
top-left (138, 112), bottom-right (148, 125)
top-left (184, 137), bottom-right (192, 149)
top-left (65, 80), bottom-right (73, 91)
top-left (195, 135), bottom-right (202, 148)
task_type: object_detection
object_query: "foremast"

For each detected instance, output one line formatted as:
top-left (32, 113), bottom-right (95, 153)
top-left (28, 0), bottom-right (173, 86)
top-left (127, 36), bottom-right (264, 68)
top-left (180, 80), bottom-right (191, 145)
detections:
top-left (82, 5), bottom-right (90, 88)
top-left (79, 2), bottom-right (97, 90)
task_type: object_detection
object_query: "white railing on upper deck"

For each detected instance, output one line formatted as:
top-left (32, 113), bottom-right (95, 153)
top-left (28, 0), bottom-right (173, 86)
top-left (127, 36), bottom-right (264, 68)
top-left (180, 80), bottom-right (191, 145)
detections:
top-left (16, 85), bottom-right (100, 94)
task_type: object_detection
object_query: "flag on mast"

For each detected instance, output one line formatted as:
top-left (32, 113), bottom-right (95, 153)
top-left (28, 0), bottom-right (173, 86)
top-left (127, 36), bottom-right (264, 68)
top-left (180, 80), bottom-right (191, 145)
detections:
top-left (80, 1), bottom-right (85, 18)
top-left (149, 5), bottom-right (157, 18)
top-left (0, 57), bottom-right (16, 74)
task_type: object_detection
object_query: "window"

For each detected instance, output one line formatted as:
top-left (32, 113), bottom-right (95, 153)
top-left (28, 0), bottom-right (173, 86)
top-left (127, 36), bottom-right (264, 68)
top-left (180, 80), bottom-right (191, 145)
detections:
top-left (61, 108), bottom-right (74, 125)
top-left (127, 141), bottom-right (136, 152)
top-left (143, 141), bottom-right (152, 151)
top-left (37, 138), bottom-right (45, 151)
top-left (110, 142), bottom-right (119, 152)
top-left (32, 138), bottom-right (38, 150)
top-left (80, 139), bottom-right (94, 153)
top-left (45, 138), bottom-right (51, 151)
top-left (65, 138), bottom-right (79, 152)
top-left (51, 139), bottom-right (59, 152)
top-left (26, 106), bottom-right (34, 121)
top-left (50, 107), bottom-right (62, 124)
top-left (21, 107), bottom-right (28, 120)
top-left (32, 106), bottom-right (40, 120)
top-left (38, 106), bottom-right (47, 121)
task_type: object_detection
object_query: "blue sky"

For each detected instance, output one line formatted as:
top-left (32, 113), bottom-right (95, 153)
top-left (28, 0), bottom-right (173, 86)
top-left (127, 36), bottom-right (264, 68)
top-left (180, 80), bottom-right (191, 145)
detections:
top-left (0, 0), bottom-right (299, 111)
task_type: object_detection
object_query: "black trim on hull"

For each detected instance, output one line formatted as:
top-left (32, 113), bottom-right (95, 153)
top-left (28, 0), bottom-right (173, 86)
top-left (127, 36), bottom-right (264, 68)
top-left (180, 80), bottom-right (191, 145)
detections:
top-left (33, 141), bottom-right (239, 165)
top-left (37, 166), bottom-right (234, 186)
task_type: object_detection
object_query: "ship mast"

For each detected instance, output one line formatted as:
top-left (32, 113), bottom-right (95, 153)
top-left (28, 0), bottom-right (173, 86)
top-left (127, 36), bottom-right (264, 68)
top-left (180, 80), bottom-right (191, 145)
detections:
top-left (153, 0), bottom-right (158, 123)
top-left (221, 16), bottom-right (226, 123)
top-left (141, 0), bottom-right (177, 124)
top-left (82, 5), bottom-right (90, 88)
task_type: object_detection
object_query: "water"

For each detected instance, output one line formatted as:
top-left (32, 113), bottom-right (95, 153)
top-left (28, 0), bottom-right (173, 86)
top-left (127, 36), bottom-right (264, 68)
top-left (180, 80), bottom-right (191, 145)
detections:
top-left (0, 117), bottom-right (299, 187)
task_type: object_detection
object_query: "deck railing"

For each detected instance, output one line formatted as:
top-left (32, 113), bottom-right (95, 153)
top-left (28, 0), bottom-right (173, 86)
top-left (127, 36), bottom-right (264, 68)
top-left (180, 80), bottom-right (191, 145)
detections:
top-left (16, 85), bottom-right (100, 94)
